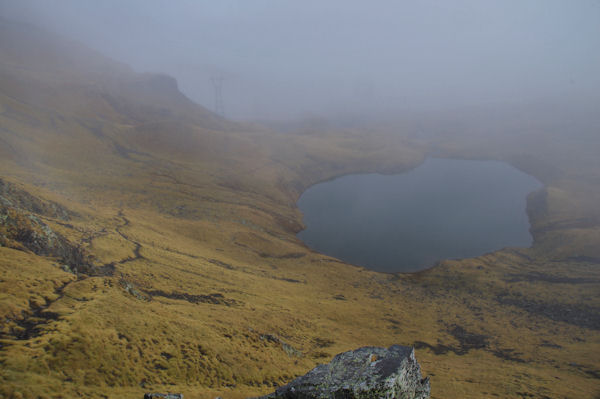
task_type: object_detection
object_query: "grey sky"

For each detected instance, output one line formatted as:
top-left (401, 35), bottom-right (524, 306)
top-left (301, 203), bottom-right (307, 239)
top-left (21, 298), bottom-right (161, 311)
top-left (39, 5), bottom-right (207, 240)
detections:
top-left (1, 0), bottom-right (599, 120)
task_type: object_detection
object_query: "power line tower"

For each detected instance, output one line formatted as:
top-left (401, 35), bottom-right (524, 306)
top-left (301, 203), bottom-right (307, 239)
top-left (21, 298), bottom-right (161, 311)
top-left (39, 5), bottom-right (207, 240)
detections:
top-left (210, 75), bottom-right (225, 116)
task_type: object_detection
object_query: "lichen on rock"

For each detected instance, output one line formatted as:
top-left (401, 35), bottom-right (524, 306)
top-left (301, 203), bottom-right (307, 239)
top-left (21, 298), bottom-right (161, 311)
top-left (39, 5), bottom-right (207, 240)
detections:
top-left (256, 345), bottom-right (430, 399)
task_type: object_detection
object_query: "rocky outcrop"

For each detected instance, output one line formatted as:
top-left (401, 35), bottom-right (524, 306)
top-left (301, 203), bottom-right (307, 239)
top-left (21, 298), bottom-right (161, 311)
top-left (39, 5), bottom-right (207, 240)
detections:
top-left (144, 394), bottom-right (183, 399)
top-left (0, 178), bottom-right (73, 221)
top-left (257, 345), bottom-right (430, 399)
top-left (0, 180), bottom-right (106, 276)
top-left (0, 207), bottom-right (97, 273)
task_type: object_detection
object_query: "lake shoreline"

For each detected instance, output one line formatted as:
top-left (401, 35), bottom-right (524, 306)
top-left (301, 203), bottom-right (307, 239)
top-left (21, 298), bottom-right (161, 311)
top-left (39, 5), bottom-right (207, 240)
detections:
top-left (296, 157), bottom-right (543, 273)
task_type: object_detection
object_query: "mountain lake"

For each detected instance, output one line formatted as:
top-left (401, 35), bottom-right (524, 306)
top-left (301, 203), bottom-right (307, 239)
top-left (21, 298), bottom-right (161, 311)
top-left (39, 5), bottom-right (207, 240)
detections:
top-left (297, 157), bottom-right (543, 272)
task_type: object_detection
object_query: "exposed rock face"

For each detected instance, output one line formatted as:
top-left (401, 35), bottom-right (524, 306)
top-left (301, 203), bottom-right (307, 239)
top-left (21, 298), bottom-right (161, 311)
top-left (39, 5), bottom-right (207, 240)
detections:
top-left (0, 179), bottom-right (106, 276)
top-left (257, 345), bottom-right (430, 399)
top-left (0, 178), bottom-right (73, 220)
top-left (0, 207), bottom-right (96, 274)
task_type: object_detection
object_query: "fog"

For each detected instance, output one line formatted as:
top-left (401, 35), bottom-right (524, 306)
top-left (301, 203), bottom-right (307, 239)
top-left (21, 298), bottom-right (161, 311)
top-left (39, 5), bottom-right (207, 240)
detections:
top-left (1, 0), bottom-right (599, 121)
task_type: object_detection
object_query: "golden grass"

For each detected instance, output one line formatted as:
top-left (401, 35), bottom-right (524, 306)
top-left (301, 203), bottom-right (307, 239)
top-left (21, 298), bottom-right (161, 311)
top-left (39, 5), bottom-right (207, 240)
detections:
top-left (1, 32), bottom-right (599, 398)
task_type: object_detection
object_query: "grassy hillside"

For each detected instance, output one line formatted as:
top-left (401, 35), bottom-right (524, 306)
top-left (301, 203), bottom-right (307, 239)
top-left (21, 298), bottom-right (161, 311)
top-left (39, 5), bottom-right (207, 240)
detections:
top-left (1, 19), bottom-right (599, 399)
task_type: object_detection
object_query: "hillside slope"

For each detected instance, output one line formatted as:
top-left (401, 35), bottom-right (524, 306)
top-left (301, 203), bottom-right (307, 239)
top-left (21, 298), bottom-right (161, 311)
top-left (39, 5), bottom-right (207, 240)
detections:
top-left (0, 19), bottom-right (599, 399)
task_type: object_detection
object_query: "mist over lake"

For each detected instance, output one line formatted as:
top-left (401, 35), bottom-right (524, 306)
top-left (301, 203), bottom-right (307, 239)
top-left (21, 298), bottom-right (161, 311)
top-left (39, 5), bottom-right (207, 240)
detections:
top-left (297, 158), bottom-right (543, 272)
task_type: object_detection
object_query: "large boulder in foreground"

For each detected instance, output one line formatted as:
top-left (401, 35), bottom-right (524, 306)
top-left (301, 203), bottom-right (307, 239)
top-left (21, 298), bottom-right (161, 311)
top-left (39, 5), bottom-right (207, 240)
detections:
top-left (258, 345), bottom-right (430, 399)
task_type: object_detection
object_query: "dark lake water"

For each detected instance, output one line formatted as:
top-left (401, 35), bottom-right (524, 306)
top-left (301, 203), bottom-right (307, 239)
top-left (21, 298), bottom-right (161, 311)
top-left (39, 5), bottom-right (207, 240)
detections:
top-left (297, 158), bottom-right (542, 272)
